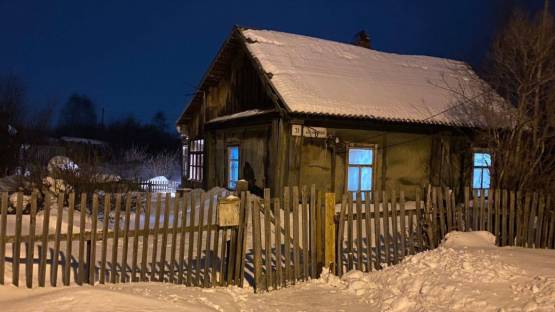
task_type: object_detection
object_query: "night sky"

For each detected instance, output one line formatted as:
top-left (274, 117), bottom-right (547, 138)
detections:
top-left (0, 0), bottom-right (548, 126)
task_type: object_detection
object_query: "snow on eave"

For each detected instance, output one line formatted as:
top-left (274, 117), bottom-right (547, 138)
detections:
top-left (206, 109), bottom-right (275, 124)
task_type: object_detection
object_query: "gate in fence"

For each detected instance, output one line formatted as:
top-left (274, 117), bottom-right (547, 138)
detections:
top-left (0, 185), bottom-right (554, 292)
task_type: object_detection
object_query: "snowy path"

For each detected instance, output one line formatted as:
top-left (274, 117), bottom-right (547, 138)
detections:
top-left (1, 231), bottom-right (554, 311)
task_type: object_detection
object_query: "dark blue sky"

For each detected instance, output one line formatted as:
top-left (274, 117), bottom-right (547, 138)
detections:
top-left (0, 0), bottom-right (547, 125)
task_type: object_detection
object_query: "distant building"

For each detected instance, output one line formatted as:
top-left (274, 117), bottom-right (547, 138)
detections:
top-left (176, 27), bottom-right (494, 198)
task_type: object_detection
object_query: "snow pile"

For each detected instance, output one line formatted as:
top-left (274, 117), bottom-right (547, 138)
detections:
top-left (241, 29), bottom-right (485, 127)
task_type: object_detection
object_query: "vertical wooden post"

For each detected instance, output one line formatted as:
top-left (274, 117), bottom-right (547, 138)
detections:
top-left (464, 187), bottom-right (470, 231)
top-left (355, 191), bottom-right (363, 270)
top-left (309, 185), bottom-right (317, 279)
top-left (26, 192), bottom-right (37, 288)
top-left (186, 192), bottom-right (196, 286)
top-left (373, 191), bottom-right (381, 269)
top-left (140, 193), bottom-right (152, 282)
top-left (252, 198), bottom-right (263, 293)
top-left (99, 194), bottom-right (110, 284)
top-left (283, 187), bottom-right (291, 285)
top-left (131, 193), bottom-right (142, 282)
top-left (158, 193), bottom-right (171, 282)
top-left (88, 193), bottom-right (99, 285)
top-left (177, 192), bottom-right (188, 284)
top-left (0, 193), bottom-right (7, 285)
top-left (77, 193), bottom-right (87, 285)
top-left (364, 192), bottom-right (372, 271)
top-left (263, 189), bottom-right (273, 288)
top-left (535, 194), bottom-right (545, 248)
top-left (415, 188), bottom-right (424, 251)
top-left (51, 193), bottom-right (64, 286)
top-left (391, 189), bottom-right (399, 264)
top-left (110, 194), bottom-right (122, 283)
top-left (437, 187), bottom-right (446, 239)
top-left (38, 194), bottom-right (51, 286)
top-left (324, 193), bottom-right (336, 272)
top-left (509, 191), bottom-right (516, 246)
top-left (121, 193), bottom-right (132, 282)
top-left (382, 191), bottom-right (391, 265)
top-left (346, 192), bottom-right (354, 271)
top-left (13, 193), bottom-right (23, 287)
top-left (150, 193), bottom-right (161, 282)
top-left (203, 192), bottom-right (214, 287)
top-left (399, 191), bottom-right (407, 259)
top-left (211, 194), bottom-right (221, 286)
top-left (527, 193), bottom-right (538, 247)
top-left (292, 186), bottom-right (300, 283)
top-left (273, 197), bottom-right (282, 288)
top-left (336, 194), bottom-right (347, 276)
top-left (63, 193), bottom-right (75, 286)
top-left (301, 186), bottom-right (309, 280)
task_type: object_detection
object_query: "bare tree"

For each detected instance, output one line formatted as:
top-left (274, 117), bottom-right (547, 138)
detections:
top-left (451, 7), bottom-right (555, 192)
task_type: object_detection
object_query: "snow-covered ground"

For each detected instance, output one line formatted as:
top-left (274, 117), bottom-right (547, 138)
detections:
top-left (1, 231), bottom-right (554, 312)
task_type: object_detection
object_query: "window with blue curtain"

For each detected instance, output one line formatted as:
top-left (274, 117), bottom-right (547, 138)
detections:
top-left (228, 146), bottom-right (239, 190)
top-left (472, 152), bottom-right (491, 190)
top-left (347, 148), bottom-right (373, 196)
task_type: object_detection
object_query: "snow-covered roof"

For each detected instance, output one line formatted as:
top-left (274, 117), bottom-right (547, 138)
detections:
top-left (241, 29), bottom-right (482, 127)
top-left (60, 136), bottom-right (107, 145)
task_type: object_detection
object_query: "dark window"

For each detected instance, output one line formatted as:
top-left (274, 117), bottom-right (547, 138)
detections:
top-left (188, 139), bottom-right (204, 182)
top-left (227, 145), bottom-right (239, 189)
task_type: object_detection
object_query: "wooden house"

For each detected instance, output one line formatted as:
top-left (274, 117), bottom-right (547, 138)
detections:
top-left (176, 27), bottom-right (492, 199)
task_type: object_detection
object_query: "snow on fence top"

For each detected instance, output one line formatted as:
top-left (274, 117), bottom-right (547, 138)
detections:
top-left (242, 29), bottom-right (484, 127)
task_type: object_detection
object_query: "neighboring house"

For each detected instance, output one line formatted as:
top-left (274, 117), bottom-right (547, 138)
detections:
top-left (176, 27), bottom-right (493, 199)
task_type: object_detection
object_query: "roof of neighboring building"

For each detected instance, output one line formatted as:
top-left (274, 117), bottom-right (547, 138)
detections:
top-left (178, 27), bottom-right (491, 128)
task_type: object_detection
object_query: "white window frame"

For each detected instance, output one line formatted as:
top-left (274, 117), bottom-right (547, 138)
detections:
top-left (346, 145), bottom-right (375, 195)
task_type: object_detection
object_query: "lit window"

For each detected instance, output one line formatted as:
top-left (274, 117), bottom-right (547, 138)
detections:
top-left (472, 152), bottom-right (491, 189)
top-left (188, 139), bottom-right (204, 182)
top-left (227, 146), bottom-right (239, 189)
top-left (347, 147), bottom-right (373, 194)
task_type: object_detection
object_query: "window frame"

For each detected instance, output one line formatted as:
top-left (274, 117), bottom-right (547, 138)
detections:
top-left (188, 138), bottom-right (204, 182)
top-left (471, 149), bottom-right (492, 191)
top-left (345, 144), bottom-right (376, 195)
top-left (226, 144), bottom-right (240, 190)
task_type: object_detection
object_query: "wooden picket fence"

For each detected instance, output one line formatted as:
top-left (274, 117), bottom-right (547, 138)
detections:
top-left (1, 185), bottom-right (553, 293)
top-left (333, 186), bottom-right (555, 278)
top-left (0, 189), bottom-right (253, 289)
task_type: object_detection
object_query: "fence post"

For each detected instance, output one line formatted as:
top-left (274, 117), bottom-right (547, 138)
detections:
top-left (324, 193), bottom-right (336, 272)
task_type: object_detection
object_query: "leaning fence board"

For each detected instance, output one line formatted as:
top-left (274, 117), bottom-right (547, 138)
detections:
top-left (364, 192), bottom-right (372, 272)
top-left (486, 189), bottom-right (493, 232)
top-left (0, 193), bottom-right (7, 285)
top-left (77, 194), bottom-right (86, 285)
top-left (186, 192), bottom-right (196, 286)
top-left (131, 193), bottom-right (142, 282)
top-left (444, 188), bottom-right (453, 233)
top-left (26, 192), bottom-right (37, 288)
top-left (169, 192), bottom-right (179, 284)
top-left (292, 187), bottom-right (300, 282)
top-left (415, 189), bottom-right (424, 251)
top-left (211, 195), bottom-right (221, 286)
top-left (301, 186), bottom-right (309, 280)
top-left (252, 199), bottom-right (263, 292)
top-left (391, 190), bottom-right (399, 264)
top-left (203, 191), bottom-right (214, 287)
top-left (355, 191), bottom-right (363, 270)
top-left (99, 194), bottom-right (110, 284)
top-left (407, 210), bottom-right (415, 255)
top-left (509, 191), bottom-right (515, 246)
top-left (111, 194), bottom-right (122, 283)
top-left (140, 193), bottom-right (152, 282)
top-left (238, 195), bottom-right (250, 287)
top-left (274, 198), bottom-right (283, 287)
top-left (310, 185), bottom-right (317, 278)
top-left (373, 191), bottom-right (381, 269)
top-left (233, 193), bottom-right (246, 286)
top-left (399, 191), bottom-right (407, 258)
top-left (501, 190), bottom-right (508, 246)
top-left (178, 193), bottom-right (188, 285)
top-left (63, 193), bottom-right (75, 286)
top-left (121, 193), bottom-right (133, 282)
top-left (382, 191), bottom-right (391, 265)
top-left (283, 187), bottom-right (292, 283)
top-left (150, 194), bottom-right (162, 282)
top-left (88, 194), bottom-right (99, 285)
top-left (12, 193), bottom-right (23, 287)
top-left (51, 193), bottom-right (64, 286)
top-left (219, 228), bottom-right (228, 286)
top-left (264, 189), bottom-right (272, 289)
top-left (159, 193), bottom-right (171, 283)
top-left (195, 191), bottom-right (205, 286)
top-left (346, 192), bottom-right (354, 271)
top-left (521, 193), bottom-right (531, 247)
top-left (336, 194), bottom-right (347, 276)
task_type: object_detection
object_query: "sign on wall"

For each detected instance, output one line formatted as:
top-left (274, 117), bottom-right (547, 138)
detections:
top-left (291, 125), bottom-right (327, 138)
